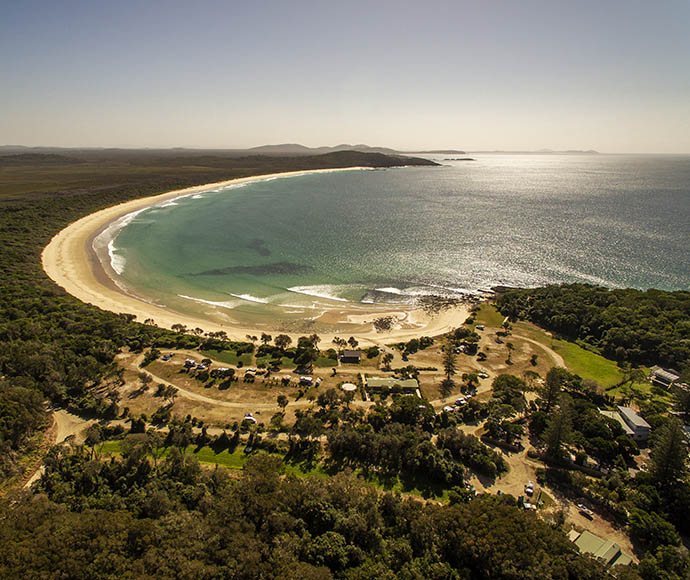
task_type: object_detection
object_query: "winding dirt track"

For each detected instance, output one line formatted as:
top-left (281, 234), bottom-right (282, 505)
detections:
top-left (130, 353), bottom-right (315, 411)
top-left (517, 335), bottom-right (566, 368)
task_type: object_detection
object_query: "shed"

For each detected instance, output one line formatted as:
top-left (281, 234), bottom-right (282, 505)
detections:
top-left (650, 366), bottom-right (680, 388)
top-left (340, 350), bottom-right (362, 364)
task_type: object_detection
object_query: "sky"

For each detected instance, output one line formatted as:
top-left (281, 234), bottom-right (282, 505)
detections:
top-left (2, 0), bottom-right (689, 153)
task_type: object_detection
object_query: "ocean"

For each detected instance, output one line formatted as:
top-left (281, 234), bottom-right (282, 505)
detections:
top-left (98, 154), bottom-right (690, 327)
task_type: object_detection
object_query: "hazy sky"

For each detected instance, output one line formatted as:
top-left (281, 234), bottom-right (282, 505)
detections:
top-left (2, 0), bottom-right (689, 152)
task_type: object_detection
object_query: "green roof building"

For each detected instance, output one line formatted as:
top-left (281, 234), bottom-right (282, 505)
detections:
top-left (365, 376), bottom-right (420, 394)
top-left (568, 529), bottom-right (632, 567)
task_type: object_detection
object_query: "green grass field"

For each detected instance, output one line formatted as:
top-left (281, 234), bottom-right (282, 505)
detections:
top-left (314, 356), bottom-right (338, 368)
top-left (475, 303), bottom-right (506, 328)
top-left (201, 349), bottom-right (253, 366)
top-left (96, 440), bottom-right (331, 477)
top-left (549, 337), bottom-right (624, 387)
top-left (255, 355), bottom-right (295, 369)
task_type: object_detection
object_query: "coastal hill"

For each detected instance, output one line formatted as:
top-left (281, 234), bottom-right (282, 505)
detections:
top-left (246, 143), bottom-right (467, 156)
top-left (0, 143), bottom-right (465, 158)
top-left (0, 148), bottom-right (437, 199)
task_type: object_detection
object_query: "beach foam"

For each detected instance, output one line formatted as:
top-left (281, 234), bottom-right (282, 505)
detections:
top-left (229, 293), bottom-right (270, 304)
top-left (287, 285), bottom-right (349, 302)
top-left (177, 294), bottom-right (240, 310)
top-left (107, 240), bottom-right (127, 275)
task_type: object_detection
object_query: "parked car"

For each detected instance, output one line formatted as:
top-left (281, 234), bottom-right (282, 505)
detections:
top-left (577, 503), bottom-right (594, 519)
top-left (525, 481), bottom-right (534, 495)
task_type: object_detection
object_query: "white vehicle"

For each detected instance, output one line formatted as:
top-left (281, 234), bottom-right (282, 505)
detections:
top-left (455, 397), bottom-right (467, 406)
top-left (443, 405), bottom-right (455, 413)
top-left (478, 372), bottom-right (489, 379)
top-left (525, 481), bottom-right (534, 495)
top-left (577, 503), bottom-right (594, 518)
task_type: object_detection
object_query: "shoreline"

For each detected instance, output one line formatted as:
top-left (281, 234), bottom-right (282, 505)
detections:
top-left (41, 167), bottom-right (471, 347)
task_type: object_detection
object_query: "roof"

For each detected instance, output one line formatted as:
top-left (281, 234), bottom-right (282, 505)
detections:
top-left (366, 376), bottom-right (419, 389)
top-left (617, 406), bottom-right (651, 430)
top-left (595, 540), bottom-right (622, 566)
top-left (651, 366), bottom-right (680, 383)
top-left (614, 553), bottom-right (633, 566)
top-left (341, 350), bottom-right (361, 358)
top-left (600, 410), bottom-right (635, 437)
top-left (571, 530), bottom-right (632, 567)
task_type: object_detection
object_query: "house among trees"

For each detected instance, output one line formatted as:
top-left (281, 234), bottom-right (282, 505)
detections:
top-left (601, 406), bottom-right (651, 442)
top-left (340, 350), bottom-right (362, 364)
top-left (365, 376), bottom-right (421, 397)
top-left (649, 366), bottom-right (681, 388)
top-left (568, 529), bottom-right (632, 567)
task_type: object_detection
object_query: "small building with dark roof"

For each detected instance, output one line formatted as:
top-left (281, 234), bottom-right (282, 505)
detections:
top-left (340, 350), bottom-right (362, 364)
top-left (650, 366), bottom-right (681, 388)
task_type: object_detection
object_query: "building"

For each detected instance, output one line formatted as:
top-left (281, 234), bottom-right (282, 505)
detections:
top-left (365, 376), bottom-right (421, 397)
top-left (340, 350), bottom-right (362, 364)
top-left (649, 366), bottom-right (680, 388)
top-left (568, 529), bottom-right (632, 567)
top-left (617, 406), bottom-right (651, 442)
top-left (601, 406), bottom-right (651, 442)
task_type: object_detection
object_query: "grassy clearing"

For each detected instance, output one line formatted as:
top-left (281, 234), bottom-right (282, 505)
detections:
top-left (256, 355), bottom-right (295, 369)
top-left (511, 321), bottom-right (669, 404)
top-left (201, 349), bottom-right (253, 366)
top-left (506, 320), bottom-right (623, 388)
top-left (477, 303), bottom-right (650, 391)
top-left (476, 303), bottom-right (506, 328)
top-left (357, 469), bottom-right (451, 501)
top-left (315, 356), bottom-right (338, 368)
top-left (96, 440), bottom-right (331, 476)
top-left (549, 338), bottom-right (624, 388)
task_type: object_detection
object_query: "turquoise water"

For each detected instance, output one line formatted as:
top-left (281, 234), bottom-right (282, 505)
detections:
top-left (103, 155), bottom-right (690, 326)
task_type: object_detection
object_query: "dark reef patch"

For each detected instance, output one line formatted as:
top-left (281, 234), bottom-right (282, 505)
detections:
top-left (187, 261), bottom-right (314, 277)
top-left (248, 238), bottom-right (271, 256)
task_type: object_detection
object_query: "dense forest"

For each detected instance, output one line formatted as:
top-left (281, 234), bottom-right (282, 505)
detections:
top-left (1, 451), bottom-right (609, 580)
top-left (496, 284), bottom-right (690, 371)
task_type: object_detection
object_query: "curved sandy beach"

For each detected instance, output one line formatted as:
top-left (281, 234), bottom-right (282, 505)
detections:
top-left (41, 168), bottom-right (470, 347)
